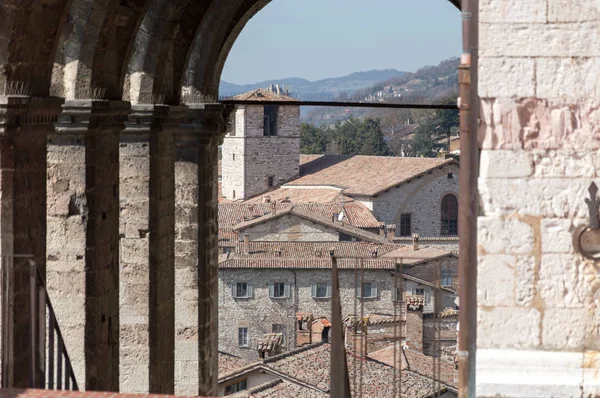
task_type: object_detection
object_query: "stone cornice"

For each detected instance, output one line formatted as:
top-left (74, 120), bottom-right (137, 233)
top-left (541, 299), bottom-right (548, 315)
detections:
top-left (125, 104), bottom-right (189, 135)
top-left (0, 97), bottom-right (64, 132)
top-left (55, 100), bottom-right (131, 134)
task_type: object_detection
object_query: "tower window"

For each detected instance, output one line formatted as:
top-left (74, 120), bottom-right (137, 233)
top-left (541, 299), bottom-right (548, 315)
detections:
top-left (397, 214), bottom-right (411, 237)
top-left (448, 172), bottom-right (453, 179)
top-left (264, 105), bottom-right (278, 136)
top-left (232, 153), bottom-right (235, 161)
top-left (268, 176), bottom-right (274, 187)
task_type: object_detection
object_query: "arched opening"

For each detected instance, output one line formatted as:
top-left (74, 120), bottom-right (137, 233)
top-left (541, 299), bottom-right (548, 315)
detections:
top-left (441, 193), bottom-right (458, 236)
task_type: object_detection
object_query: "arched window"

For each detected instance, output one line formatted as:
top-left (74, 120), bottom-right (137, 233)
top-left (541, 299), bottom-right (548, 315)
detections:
top-left (441, 194), bottom-right (458, 236)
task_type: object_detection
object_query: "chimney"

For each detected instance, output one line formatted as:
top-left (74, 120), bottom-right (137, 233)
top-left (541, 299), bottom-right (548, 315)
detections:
top-left (412, 233), bottom-right (420, 251)
top-left (271, 201), bottom-right (277, 215)
top-left (263, 195), bottom-right (271, 203)
top-left (243, 234), bottom-right (250, 254)
top-left (379, 224), bottom-right (385, 237)
top-left (371, 248), bottom-right (379, 258)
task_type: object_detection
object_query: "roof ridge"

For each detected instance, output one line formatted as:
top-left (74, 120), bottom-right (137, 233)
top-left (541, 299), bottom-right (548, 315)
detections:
top-left (262, 341), bottom-right (327, 364)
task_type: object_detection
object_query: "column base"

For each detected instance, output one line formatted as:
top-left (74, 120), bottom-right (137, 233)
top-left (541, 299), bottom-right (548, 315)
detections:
top-left (477, 348), bottom-right (600, 397)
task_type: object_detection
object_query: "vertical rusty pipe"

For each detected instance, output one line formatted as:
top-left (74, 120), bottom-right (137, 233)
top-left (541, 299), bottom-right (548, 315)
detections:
top-left (330, 255), bottom-right (350, 398)
top-left (458, 0), bottom-right (479, 397)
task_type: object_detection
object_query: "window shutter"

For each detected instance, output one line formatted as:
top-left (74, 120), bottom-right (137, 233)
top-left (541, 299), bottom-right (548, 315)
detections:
top-left (311, 284), bottom-right (317, 298)
top-left (372, 283), bottom-right (378, 298)
top-left (326, 283), bottom-right (332, 298)
top-left (248, 283), bottom-right (253, 298)
top-left (356, 285), bottom-right (362, 298)
top-left (232, 283), bottom-right (236, 298)
top-left (391, 286), bottom-right (397, 301)
top-left (284, 283), bottom-right (291, 298)
top-left (268, 283), bottom-right (274, 298)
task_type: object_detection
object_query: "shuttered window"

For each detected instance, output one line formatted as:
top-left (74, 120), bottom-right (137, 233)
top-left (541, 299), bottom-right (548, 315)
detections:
top-left (232, 282), bottom-right (253, 298)
top-left (311, 282), bottom-right (331, 298)
top-left (357, 282), bottom-right (378, 299)
top-left (268, 283), bottom-right (291, 299)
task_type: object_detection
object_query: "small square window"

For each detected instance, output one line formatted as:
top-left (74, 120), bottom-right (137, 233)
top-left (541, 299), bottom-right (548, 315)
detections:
top-left (233, 282), bottom-right (251, 298)
top-left (238, 327), bottom-right (248, 347)
top-left (268, 176), bottom-right (274, 187)
top-left (447, 173), bottom-right (453, 179)
top-left (225, 379), bottom-right (248, 395)
top-left (415, 288), bottom-right (425, 296)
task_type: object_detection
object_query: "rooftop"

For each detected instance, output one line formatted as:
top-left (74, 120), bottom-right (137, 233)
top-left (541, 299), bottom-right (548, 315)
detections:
top-left (219, 351), bottom-right (251, 377)
top-left (220, 343), bottom-right (447, 397)
top-left (230, 241), bottom-right (399, 259)
top-left (289, 155), bottom-right (456, 197)
top-left (232, 206), bottom-right (388, 244)
top-left (219, 202), bottom-right (381, 231)
top-left (369, 345), bottom-right (458, 390)
top-left (231, 88), bottom-right (298, 102)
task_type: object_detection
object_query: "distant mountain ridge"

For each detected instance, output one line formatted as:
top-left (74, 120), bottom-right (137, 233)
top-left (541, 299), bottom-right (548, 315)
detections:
top-left (219, 69), bottom-right (406, 97)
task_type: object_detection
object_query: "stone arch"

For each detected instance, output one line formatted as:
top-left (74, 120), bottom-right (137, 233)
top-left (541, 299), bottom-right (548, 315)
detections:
top-left (0, 0), bottom-right (72, 97)
top-left (52, 0), bottom-right (149, 100)
top-left (195, 0), bottom-right (461, 101)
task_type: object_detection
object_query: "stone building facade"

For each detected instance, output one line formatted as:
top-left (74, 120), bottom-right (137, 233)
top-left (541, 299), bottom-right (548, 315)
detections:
top-left (221, 88), bottom-right (300, 201)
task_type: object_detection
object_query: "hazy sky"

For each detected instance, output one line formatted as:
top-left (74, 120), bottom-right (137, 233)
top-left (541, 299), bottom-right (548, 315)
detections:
top-left (221, 0), bottom-right (462, 84)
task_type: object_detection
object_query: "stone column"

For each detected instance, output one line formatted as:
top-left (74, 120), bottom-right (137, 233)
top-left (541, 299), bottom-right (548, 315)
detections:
top-left (51, 100), bottom-right (128, 391)
top-left (173, 104), bottom-right (228, 396)
top-left (0, 96), bottom-right (63, 388)
top-left (120, 104), bottom-right (180, 393)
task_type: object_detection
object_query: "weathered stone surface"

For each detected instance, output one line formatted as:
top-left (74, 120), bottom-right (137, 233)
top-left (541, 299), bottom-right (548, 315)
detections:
top-left (480, 0), bottom-right (548, 23)
top-left (477, 307), bottom-right (541, 349)
top-left (478, 217), bottom-right (534, 254)
top-left (479, 58), bottom-right (536, 98)
top-left (477, 255), bottom-right (515, 307)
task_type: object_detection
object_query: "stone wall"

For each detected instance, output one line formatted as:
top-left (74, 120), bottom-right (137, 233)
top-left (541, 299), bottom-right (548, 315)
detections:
top-left (241, 214), bottom-right (340, 242)
top-left (220, 105), bottom-right (300, 200)
top-left (370, 164), bottom-right (459, 237)
top-left (476, 1), bottom-right (600, 396)
top-left (218, 268), bottom-right (403, 360)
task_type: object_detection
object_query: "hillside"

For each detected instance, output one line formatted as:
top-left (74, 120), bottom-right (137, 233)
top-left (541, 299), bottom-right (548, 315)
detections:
top-left (219, 69), bottom-right (406, 97)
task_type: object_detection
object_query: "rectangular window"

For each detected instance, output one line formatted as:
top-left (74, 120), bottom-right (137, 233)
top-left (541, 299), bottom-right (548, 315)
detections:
top-left (415, 288), bottom-right (425, 296)
top-left (398, 214), bottom-right (412, 237)
top-left (339, 232), bottom-right (353, 241)
top-left (232, 153), bottom-right (235, 161)
top-left (264, 105), bottom-right (278, 136)
top-left (441, 269), bottom-right (452, 287)
top-left (238, 327), bottom-right (248, 347)
top-left (232, 282), bottom-right (252, 298)
top-left (312, 282), bottom-right (331, 298)
top-left (268, 176), bottom-right (274, 187)
top-left (225, 379), bottom-right (248, 395)
top-left (269, 283), bottom-right (290, 299)
top-left (392, 287), bottom-right (403, 302)
top-left (357, 282), bottom-right (378, 298)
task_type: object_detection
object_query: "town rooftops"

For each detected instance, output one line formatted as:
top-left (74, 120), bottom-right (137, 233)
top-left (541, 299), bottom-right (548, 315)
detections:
top-left (229, 378), bottom-right (328, 397)
top-left (245, 187), bottom-right (352, 204)
top-left (219, 202), bottom-right (381, 231)
top-left (219, 342), bottom-right (447, 397)
top-left (369, 345), bottom-right (459, 390)
top-left (232, 241), bottom-right (398, 259)
top-left (289, 154), bottom-right (457, 197)
top-left (232, 206), bottom-right (388, 244)
top-left (219, 351), bottom-right (251, 376)
top-left (230, 88), bottom-right (298, 102)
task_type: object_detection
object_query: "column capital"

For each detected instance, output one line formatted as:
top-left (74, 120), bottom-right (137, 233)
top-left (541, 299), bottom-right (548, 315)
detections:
top-left (55, 100), bottom-right (131, 134)
top-left (0, 96), bottom-right (64, 133)
top-left (178, 103), bottom-right (233, 147)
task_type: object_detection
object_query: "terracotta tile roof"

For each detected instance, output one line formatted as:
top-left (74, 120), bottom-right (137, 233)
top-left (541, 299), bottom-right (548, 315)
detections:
top-left (382, 245), bottom-right (453, 262)
top-left (220, 244), bottom-right (453, 270)
top-left (232, 206), bottom-right (388, 244)
top-left (256, 333), bottom-right (283, 353)
top-left (0, 389), bottom-right (205, 398)
top-left (369, 345), bottom-right (459, 390)
top-left (232, 241), bottom-right (398, 259)
top-left (219, 351), bottom-right (252, 377)
top-left (231, 88), bottom-right (298, 102)
top-left (231, 379), bottom-right (328, 398)
top-left (219, 202), bottom-right (381, 231)
top-left (290, 155), bottom-right (456, 197)
top-left (245, 187), bottom-right (352, 205)
top-left (299, 154), bottom-right (324, 166)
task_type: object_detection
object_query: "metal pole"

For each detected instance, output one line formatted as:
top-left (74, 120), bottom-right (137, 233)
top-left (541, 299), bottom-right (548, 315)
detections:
top-left (29, 260), bottom-right (37, 388)
top-left (458, 0), bottom-right (479, 396)
top-left (330, 255), bottom-right (351, 398)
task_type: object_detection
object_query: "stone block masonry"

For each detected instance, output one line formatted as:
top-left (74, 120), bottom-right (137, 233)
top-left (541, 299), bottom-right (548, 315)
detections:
top-left (477, 1), bottom-right (600, 396)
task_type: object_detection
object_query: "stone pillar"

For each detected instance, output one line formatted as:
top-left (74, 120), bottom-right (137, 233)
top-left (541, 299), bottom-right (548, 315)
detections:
top-left (173, 104), bottom-right (228, 396)
top-left (120, 104), bottom-right (180, 393)
top-left (0, 96), bottom-right (62, 388)
top-left (477, 2), bottom-right (600, 397)
top-left (52, 100), bottom-right (128, 391)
